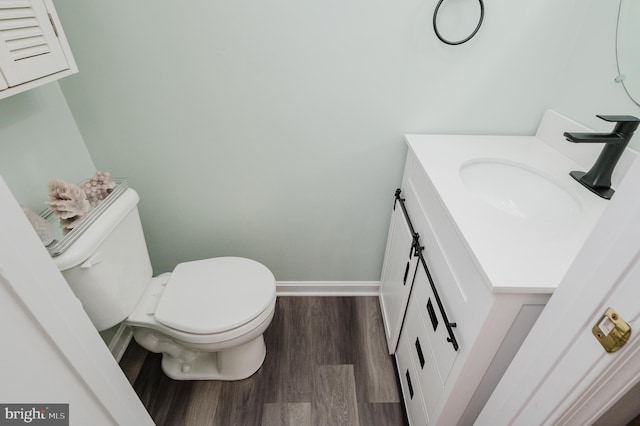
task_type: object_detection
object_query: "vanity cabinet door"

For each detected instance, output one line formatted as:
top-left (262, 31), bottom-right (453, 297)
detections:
top-left (412, 261), bottom-right (458, 386)
top-left (414, 265), bottom-right (458, 384)
top-left (396, 303), bottom-right (429, 426)
top-left (404, 282), bottom-right (445, 421)
top-left (380, 201), bottom-right (419, 353)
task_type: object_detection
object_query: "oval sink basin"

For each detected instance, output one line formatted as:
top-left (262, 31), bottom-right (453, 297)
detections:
top-left (460, 159), bottom-right (582, 221)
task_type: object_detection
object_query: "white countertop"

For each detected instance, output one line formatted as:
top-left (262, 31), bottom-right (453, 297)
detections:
top-left (405, 113), bottom-right (613, 293)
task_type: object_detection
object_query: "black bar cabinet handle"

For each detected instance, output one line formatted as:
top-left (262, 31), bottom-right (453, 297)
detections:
top-left (405, 369), bottom-right (414, 399)
top-left (427, 298), bottom-right (438, 331)
top-left (415, 337), bottom-right (425, 369)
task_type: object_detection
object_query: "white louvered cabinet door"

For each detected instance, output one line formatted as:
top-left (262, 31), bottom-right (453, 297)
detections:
top-left (0, 0), bottom-right (73, 93)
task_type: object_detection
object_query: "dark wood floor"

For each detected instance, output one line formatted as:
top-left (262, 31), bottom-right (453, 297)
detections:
top-left (119, 296), bottom-right (407, 426)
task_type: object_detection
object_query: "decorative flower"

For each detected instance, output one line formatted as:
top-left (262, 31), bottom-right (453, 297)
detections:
top-left (82, 171), bottom-right (116, 207)
top-left (47, 178), bottom-right (90, 232)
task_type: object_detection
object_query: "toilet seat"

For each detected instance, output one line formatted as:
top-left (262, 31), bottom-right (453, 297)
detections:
top-left (126, 257), bottom-right (277, 346)
top-left (154, 257), bottom-right (276, 334)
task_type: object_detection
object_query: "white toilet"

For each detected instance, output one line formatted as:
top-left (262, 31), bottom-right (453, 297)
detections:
top-left (53, 188), bottom-right (277, 381)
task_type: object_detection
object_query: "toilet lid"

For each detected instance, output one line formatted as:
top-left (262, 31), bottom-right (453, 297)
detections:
top-left (154, 257), bottom-right (276, 334)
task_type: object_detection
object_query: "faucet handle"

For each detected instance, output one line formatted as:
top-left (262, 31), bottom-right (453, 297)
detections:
top-left (596, 115), bottom-right (640, 123)
top-left (596, 115), bottom-right (640, 135)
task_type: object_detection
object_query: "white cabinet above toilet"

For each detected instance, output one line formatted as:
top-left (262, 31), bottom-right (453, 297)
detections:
top-left (0, 0), bottom-right (77, 99)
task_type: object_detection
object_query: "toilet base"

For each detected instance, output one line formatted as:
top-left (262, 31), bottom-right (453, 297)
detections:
top-left (132, 328), bottom-right (268, 381)
top-left (161, 335), bottom-right (267, 381)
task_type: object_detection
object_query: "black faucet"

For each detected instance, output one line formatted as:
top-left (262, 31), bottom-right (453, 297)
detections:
top-left (564, 115), bottom-right (639, 199)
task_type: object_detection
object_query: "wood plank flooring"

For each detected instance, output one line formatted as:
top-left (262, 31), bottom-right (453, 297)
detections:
top-left (119, 296), bottom-right (407, 426)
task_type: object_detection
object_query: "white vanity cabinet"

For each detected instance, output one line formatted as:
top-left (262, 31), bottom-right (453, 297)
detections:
top-left (380, 147), bottom-right (551, 425)
top-left (0, 0), bottom-right (77, 100)
top-left (381, 111), bottom-right (626, 424)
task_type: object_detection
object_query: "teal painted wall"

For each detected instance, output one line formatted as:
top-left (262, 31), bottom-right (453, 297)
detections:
top-left (54, 0), bottom-right (638, 281)
top-left (0, 83), bottom-right (95, 211)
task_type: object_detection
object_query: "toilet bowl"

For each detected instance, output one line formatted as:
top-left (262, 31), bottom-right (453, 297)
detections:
top-left (53, 188), bottom-right (277, 381)
top-left (128, 257), bottom-right (276, 380)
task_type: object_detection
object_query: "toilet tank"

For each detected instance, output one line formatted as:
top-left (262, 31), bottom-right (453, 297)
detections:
top-left (53, 188), bottom-right (153, 331)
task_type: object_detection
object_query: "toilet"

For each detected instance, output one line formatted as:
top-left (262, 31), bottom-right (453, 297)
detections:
top-left (52, 188), bottom-right (277, 381)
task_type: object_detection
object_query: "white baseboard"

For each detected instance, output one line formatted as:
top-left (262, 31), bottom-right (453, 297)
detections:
top-left (108, 323), bottom-right (133, 362)
top-left (276, 281), bottom-right (380, 296)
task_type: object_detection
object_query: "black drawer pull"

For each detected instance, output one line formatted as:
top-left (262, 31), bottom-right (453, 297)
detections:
top-left (405, 369), bottom-right (414, 399)
top-left (415, 337), bottom-right (425, 369)
top-left (426, 298), bottom-right (439, 331)
top-left (403, 261), bottom-right (410, 285)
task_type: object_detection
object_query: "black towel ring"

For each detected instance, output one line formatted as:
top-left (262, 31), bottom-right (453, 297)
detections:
top-left (433, 0), bottom-right (485, 46)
